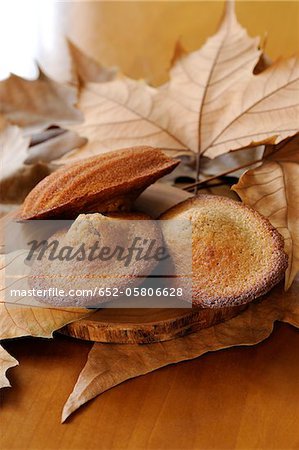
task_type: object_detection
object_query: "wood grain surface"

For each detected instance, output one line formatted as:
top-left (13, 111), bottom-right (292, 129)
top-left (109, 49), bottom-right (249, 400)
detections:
top-left (1, 2), bottom-right (299, 449)
top-left (60, 304), bottom-right (246, 344)
top-left (1, 323), bottom-right (299, 450)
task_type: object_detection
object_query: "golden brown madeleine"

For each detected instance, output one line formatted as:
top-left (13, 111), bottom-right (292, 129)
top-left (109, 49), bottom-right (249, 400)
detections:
top-left (28, 212), bottom-right (163, 307)
top-left (20, 146), bottom-right (179, 220)
top-left (160, 195), bottom-right (288, 308)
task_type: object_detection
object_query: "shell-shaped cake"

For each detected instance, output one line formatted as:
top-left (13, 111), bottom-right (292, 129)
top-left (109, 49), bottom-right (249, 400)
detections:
top-left (20, 146), bottom-right (179, 220)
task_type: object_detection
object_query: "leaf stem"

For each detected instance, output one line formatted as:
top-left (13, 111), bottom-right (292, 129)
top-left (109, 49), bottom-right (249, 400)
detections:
top-left (183, 158), bottom-right (264, 192)
top-left (195, 155), bottom-right (201, 194)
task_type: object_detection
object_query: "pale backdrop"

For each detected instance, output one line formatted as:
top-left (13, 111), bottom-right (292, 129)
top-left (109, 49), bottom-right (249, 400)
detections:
top-left (50, 0), bottom-right (299, 84)
top-left (0, 1), bottom-right (297, 83)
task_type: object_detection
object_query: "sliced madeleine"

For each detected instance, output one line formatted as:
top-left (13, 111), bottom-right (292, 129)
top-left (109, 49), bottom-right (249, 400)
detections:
top-left (160, 195), bottom-right (288, 308)
top-left (28, 212), bottom-right (162, 307)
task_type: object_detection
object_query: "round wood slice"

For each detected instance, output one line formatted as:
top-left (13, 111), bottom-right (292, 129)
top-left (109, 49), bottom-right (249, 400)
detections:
top-left (60, 304), bottom-right (247, 344)
top-left (59, 185), bottom-right (246, 344)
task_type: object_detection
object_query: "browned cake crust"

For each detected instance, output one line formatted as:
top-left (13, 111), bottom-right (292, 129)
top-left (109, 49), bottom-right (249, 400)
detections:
top-left (20, 146), bottom-right (179, 220)
top-left (160, 195), bottom-right (288, 308)
top-left (29, 212), bottom-right (163, 307)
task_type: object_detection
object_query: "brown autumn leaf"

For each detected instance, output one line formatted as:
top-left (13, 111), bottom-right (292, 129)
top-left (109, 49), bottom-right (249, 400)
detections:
top-left (0, 301), bottom-right (89, 341)
top-left (233, 134), bottom-right (299, 289)
top-left (0, 345), bottom-right (18, 389)
top-left (0, 126), bottom-right (87, 203)
top-left (59, 0), bottom-right (259, 161)
top-left (62, 277), bottom-right (299, 422)
top-left (0, 250), bottom-right (90, 341)
top-left (0, 301), bottom-right (89, 388)
top-left (26, 129), bottom-right (87, 165)
top-left (169, 39), bottom-right (188, 70)
top-left (61, 1), bottom-right (298, 166)
top-left (29, 126), bottom-right (67, 146)
top-left (0, 249), bottom-right (91, 387)
top-left (67, 39), bottom-right (117, 87)
top-left (0, 126), bottom-right (50, 204)
top-left (0, 69), bottom-right (82, 134)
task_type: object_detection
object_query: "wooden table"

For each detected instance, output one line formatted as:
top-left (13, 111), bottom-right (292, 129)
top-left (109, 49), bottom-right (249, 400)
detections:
top-left (1, 322), bottom-right (299, 450)
top-left (1, 2), bottom-right (299, 449)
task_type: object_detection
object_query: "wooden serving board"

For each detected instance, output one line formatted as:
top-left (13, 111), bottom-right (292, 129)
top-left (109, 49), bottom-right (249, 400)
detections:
top-left (60, 304), bottom-right (247, 344)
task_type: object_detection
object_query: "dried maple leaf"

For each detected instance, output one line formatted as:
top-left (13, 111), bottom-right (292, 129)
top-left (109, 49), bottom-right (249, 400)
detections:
top-left (205, 55), bottom-right (299, 158)
top-left (59, 1), bottom-right (259, 161)
top-left (61, 2), bottom-right (299, 170)
top-left (62, 1), bottom-right (298, 166)
top-left (61, 77), bottom-right (181, 161)
top-left (0, 345), bottom-right (18, 388)
top-left (29, 126), bottom-right (66, 146)
top-left (0, 250), bottom-right (90, 340)
top-left (0, 126), bottom-right (87, 203)
top-left (0, 126), bottom-right (50, 203)
top-left (26, 130), bottom-right (87, 165)
top-left (0, 69), bottom-right (82, 134)
top-left (0, 126), bottom-right (30, 181)
top-left (0, 250), bottom-right (90, 387)
top-left (0, 302), bottom-right (88, 388)
top-left (169, 39), bottom-right (188, 70)
top-left (62, 277), bottom-right (299, 422)
top-left (233, 134), bottom-right (299, 289)
top-left (0, 302), bottom-right (89, 341)
top-left (67, 40), bottom-right (117, 87)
